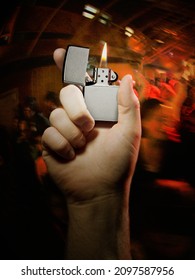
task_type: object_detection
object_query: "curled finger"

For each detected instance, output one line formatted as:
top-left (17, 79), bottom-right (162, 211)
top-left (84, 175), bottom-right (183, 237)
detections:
top-left (60, 85), bottom-right (95, 133)
top-left (42, 126), bottom-right (75, 160)
top-left (49, 107), bottom-right (86, 148)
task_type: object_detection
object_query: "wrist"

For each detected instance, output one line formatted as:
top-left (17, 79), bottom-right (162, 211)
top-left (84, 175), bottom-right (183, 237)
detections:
top-left (65, 191), bottom-right (131, 260)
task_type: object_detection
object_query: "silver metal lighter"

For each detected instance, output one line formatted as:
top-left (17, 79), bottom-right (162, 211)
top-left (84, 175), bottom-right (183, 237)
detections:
top-left (62, 45), bottom-right (119, 121)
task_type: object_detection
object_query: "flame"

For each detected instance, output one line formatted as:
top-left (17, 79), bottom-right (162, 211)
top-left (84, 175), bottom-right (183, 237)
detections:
top-left (99, 42), bottom-right (107, 67)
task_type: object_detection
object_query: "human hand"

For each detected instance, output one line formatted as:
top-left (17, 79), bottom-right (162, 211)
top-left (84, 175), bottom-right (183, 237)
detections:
top-left (42, 48), bottom-right (141, 202)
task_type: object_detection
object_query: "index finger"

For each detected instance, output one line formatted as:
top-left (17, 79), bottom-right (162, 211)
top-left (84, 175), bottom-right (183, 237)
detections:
top-left (60, 84), bottom-right (95, 133)
top-left (53, 48), bottom-right (95, 133)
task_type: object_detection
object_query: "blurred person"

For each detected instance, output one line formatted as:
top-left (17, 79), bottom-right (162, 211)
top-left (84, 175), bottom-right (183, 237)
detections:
top-left (16, 119), bottom-right (30, 143)
top-left (179, 81), bottom-right (195, 186)
top-left (147, 79), bottom-right (161, 100)
top-left (129, 98), bottom-right (195, 259)
top-left (133, 72), bottom-right (162, 103)
top-left (138, 99), bottom-right (168, 174)
top-left (180, 80), bottom-right (195, 126)
top-left (169, 71), bottom-right (188, 127)
top-left (32, 132), bottom-right (48, 183)
top-left (43, 91), bottom-right (61, 118)
top-left (42, 48), bottom-right (141, 260)
top-left (133, 70), bottom-right (151, 103)
top-left (161, 72), bottom-right (187, 141)
top-left (23, 96), bottom-right (50, 135)
top-left (155, 78), bottom-right (176, 105)
top-left (131, 98), bottom-right (187, 189)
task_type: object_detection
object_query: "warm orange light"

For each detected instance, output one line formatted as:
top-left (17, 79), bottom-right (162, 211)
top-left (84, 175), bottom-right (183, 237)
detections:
top-left (99, 42), bottom-right (107, 67)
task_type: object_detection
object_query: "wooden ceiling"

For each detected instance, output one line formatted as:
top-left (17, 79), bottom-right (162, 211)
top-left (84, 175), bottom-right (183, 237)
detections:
top-left (0, 0), bottom-right (194, 72)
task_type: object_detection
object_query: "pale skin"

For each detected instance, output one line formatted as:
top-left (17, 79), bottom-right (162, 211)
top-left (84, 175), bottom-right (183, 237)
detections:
top-left (42, 48), bottom-right (141, 259)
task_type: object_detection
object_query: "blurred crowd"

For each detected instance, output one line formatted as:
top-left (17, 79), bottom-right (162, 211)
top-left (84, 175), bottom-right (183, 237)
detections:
top-left (130, 70), bottom-right (195, 259)
top-left (133, 70), bottom-right (195, 184)
top-left (0, 68), bottom-right (194, 259)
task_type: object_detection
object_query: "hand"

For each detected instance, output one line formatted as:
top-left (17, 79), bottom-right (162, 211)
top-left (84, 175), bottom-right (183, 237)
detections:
top-left (42, 48), bottom-right (141, 202)
top-left (42, 48), bottom-right (141, 259)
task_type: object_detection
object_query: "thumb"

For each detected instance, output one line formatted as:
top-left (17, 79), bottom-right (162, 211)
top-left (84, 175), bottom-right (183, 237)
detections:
top-left (117, 74), bottom-right (141, 135)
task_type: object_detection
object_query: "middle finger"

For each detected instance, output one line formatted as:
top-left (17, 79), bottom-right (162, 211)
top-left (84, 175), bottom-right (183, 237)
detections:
top-left (49, 107), bottom-right (86, 148)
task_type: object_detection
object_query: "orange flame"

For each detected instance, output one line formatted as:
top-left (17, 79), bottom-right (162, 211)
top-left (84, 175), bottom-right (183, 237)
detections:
top-left (99, 42), bottom-right (107, 67)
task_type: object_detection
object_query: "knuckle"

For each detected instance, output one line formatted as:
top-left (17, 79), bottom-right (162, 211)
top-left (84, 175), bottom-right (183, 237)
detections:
top-left (69, 129), bottom-right (83, 143)
top-left (54, 137), bottom-right (69, 153)
top-left (71, 110), bottom-right (87, 123)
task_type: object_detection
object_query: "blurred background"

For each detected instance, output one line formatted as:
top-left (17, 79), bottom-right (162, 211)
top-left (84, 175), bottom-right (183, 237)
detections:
top-left (0, 0), bottom-right (194, 260)
top-left (0, 0), bottom-right (194, 111)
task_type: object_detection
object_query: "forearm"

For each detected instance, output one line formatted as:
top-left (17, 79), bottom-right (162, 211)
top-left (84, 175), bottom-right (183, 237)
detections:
top-left (65, 191), bottom-right (131, 260)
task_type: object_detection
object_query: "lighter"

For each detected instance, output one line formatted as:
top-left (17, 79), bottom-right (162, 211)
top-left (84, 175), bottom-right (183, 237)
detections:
top-left (62, 45), bottom-right (119, 121)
